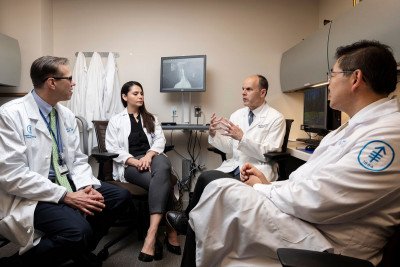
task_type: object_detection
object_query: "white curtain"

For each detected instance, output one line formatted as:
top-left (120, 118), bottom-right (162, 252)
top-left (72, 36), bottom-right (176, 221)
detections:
top-left (67, 52), bottom-right (87, 117)
top-left (104, 52), bottom-right (123, 120)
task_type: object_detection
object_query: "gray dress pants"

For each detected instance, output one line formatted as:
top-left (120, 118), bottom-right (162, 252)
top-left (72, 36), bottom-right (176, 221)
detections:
top-left (124, 154), bottom-right (172, 214)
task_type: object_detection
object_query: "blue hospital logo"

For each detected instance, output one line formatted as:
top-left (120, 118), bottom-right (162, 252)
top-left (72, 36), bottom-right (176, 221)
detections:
top-left (358, 140), bottom-right (395, 171)
top-left (24, 124), bottom-right (36, 139)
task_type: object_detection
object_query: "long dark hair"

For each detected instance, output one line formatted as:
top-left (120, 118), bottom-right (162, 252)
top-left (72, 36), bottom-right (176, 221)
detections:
top-left (120, 81), bottom-right (155, 133)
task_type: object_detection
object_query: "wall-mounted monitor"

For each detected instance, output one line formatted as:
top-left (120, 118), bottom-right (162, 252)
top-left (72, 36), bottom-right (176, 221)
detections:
top-left (302, 86), bottom-right (341, 135)
top-left (160, 55), bottom-right (206, 92)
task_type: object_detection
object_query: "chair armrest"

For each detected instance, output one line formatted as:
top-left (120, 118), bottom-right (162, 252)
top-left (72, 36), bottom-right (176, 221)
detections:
top-left (277, 248), bottom-right (374, 267)
top-left (91, 152), bottom-right (119, 162)
top-left (264, 152), bottom-right (290, 162)
top-left (207, 146), bottom-right (227, 161)
top-left (164, 145), bottom-right (175, 153)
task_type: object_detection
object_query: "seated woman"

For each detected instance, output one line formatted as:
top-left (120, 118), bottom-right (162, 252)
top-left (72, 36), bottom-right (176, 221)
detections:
top-left (105, 81), bottom-right (180, 262)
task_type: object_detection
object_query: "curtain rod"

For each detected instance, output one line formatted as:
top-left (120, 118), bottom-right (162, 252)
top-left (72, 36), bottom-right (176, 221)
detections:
top-left (75, 52), bottom-right (119, 58)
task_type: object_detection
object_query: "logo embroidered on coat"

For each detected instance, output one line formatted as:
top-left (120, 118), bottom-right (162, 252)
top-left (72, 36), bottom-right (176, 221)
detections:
top-left (358, 140), bottom-right (395, 171)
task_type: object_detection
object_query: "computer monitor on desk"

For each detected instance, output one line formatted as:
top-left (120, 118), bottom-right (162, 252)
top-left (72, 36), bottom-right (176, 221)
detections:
top-left (301, 86), bottom-right (341, 138)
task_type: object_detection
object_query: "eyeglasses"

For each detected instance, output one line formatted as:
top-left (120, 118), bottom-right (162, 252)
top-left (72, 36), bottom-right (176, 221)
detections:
top-left (43, 76), bottom-right (73, 82)
top-left (327, 70), bottom-right (355, 81)
top-left (53, 76), bottom-right (73, 82)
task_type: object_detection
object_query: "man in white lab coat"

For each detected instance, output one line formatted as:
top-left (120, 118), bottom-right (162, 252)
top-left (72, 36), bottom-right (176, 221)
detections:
top-left (185, 41), bottom-right (400, 266)
top-left (166, 74), bottom-right (286, 235)
top-left (0, 56), bottom-right (130, 267)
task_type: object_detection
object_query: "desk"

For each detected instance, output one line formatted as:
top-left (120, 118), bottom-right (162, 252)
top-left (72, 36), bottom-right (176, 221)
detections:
top-left (287, 141), bottom-right (312, 162)
top-left (161, 124), bottom-right (209, 131)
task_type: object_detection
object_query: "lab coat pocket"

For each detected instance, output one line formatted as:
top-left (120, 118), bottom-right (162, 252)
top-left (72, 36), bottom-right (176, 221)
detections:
top-left (269, 206), bottom-right (311, 244)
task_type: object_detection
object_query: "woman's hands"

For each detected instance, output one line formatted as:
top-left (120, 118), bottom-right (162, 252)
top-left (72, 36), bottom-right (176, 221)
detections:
top-left (240, 163), bottom-right (270, 186)
top-left (126, 151), bottom-right (157, 171)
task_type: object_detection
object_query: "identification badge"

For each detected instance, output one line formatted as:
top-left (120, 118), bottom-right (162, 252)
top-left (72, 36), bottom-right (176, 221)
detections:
top-left (58, 164), bottom-right (69, 175)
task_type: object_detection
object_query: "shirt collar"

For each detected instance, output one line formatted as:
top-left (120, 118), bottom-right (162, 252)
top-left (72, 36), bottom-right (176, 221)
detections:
top-left (249, 101), bottom-right (266, 117)
top-left (32, 89), bottom-right (53, 118)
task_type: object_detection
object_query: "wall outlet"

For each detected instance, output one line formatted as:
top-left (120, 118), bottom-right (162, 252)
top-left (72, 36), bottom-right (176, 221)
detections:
top-left (171, 106), bottom-right (177, 118)
top-left (194, 106), bottom-right (201, 117)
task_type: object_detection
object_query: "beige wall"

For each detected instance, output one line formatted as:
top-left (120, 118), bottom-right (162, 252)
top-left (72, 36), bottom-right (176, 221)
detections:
top-left (318, 0), bottom-right (354, 28)
top-left (1, 0), bottom-right (363, 174)
top-left (0, 0), bottom-right (53, 93)
top-left (51, 0), bottom-right (320, 172)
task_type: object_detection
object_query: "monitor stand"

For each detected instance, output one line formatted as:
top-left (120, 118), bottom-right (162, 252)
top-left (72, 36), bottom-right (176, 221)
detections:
top-left (181, 92), bottom-right (191, 124)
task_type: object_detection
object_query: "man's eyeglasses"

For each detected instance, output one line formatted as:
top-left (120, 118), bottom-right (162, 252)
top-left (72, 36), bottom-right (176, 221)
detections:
top-left (43, 76), bottom-right (73, 82)
top-left (327, 70), bottom-right (355, 81)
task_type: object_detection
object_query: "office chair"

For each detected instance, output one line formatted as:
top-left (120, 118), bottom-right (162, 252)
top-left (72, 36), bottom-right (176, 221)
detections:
top-left (91, 120), bottom-right (176, 260)
top-left (207, 119), bottom-right (294, 180)
top-left (75, 115), bottom-right (89, 155)
top-left (277, 224), bottom-right (400, 267)
top-left (263, 119), bottom-right (294, 180)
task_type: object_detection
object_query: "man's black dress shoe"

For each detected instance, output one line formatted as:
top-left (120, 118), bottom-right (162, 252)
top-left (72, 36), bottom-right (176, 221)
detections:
top-left (166, 211), bottom-right (188, 235)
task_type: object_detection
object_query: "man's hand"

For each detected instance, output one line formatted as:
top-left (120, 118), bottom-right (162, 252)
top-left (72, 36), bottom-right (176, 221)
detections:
top-left (209, 113), bottom-right (223, 138)
top-left (63, 186), bottom-right (106, 216)
top-left (221, 120), bottom-right (244, 141)
top-left (240, 163), bottom-right (270, 186)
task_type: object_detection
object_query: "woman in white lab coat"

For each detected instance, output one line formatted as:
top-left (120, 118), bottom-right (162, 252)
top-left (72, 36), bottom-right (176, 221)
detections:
top-left (105, 81), bottom-right (180, 262)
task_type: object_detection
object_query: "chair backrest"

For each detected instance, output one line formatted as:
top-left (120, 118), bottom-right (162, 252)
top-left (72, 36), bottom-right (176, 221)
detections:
top-left (281, 119), bottom-right (294, 153)
top-left (76, 115), bottom-right (89, 155)
top-left (92, 120), bottom-right (109, 153)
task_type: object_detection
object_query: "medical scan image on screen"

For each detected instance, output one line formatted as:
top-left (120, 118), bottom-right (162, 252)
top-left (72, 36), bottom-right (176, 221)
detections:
top-left (161, 56), bottom-right (205, 92)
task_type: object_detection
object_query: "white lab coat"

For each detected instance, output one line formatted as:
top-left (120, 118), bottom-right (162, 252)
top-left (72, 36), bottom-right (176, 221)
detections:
top-left (190, 98), bottom-right (400, 266)
top-left (86, 52), bottom-right (106, 153)
top-left (105, 109), bottom-right (166, 182)
top-left (0, 93), bottom-right (100, 254)
top-left (104, 52), bottom-right (123, 120)
top-left (66, 51), bottom-right (87, 117)
top-left (209, 102), bottom-right (285, 181)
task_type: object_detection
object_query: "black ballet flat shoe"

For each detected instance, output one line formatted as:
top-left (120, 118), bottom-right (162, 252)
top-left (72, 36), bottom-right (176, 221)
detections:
top-left (164, 232), bottom-right (182, 255)
top-left (153, 239), bottom-right (163, 261)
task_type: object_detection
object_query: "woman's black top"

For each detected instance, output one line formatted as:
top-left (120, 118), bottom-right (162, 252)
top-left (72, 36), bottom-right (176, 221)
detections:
top-left (128, 113), bottom-right (150, 157)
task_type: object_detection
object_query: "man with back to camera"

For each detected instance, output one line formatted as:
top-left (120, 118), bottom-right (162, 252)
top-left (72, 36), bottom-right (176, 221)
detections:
top-left (183, 40), bottom-right (400, 266)
top-left (0, 56), bottom-right (131, 267)
top-left (166, 75), bottom-right (286, 245)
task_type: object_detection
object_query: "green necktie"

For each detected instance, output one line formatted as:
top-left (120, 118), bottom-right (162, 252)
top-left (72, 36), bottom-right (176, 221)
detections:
top-left (50, 108), bottom-right (73, 192)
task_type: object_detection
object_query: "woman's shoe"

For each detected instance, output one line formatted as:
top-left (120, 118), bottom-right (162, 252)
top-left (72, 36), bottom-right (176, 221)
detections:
top-left (164, 232), bottom-right (182, 255)
top-left (138, 239), bottom-right (163, 262)
top-left (138, 251), bottom-right (154, 262)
